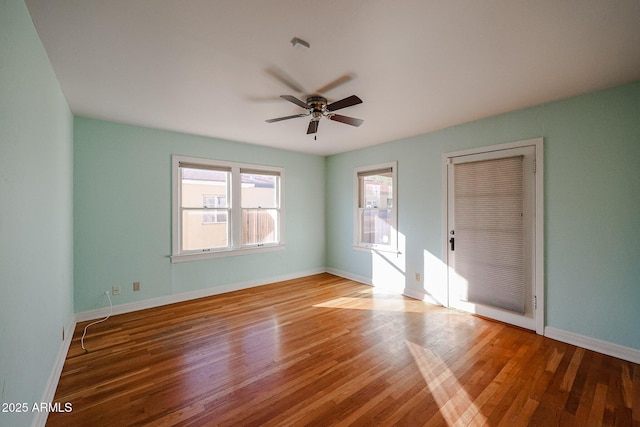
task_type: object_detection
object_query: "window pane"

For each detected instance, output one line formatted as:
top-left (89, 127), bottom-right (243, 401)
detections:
top-left (360, 209), bottom-right (392, 245)
top-left (182, 209), bottom-right (228, 251)
top-left (181, 168), bottom-right (228, 209)
top-left (359, 172), bottom-right (392, 209)
top-left (202, 194), bottom-right (227, 209)
top-left (241, 173), bottom-right (277, 208)
top-left (202, 209), bottom-right (228, 224)
top-left (242, 209), bottom-right (278, 245)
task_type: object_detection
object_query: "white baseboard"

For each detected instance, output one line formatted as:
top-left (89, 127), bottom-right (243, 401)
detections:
top-left (75, 268), bottom-right (327, 322)
top-left (32, 316), bottom-right (77, 427)
top-left (401, 288), bottom-right (443, 306)
top-left (544, 327), bottom-right (640, 364)
top-left (326, 267), bottom-right (372, 287)
top-left (401, 287), bottom-right (424, 301)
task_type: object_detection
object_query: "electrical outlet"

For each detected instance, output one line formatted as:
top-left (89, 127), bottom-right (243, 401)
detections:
top-left (133, 281), bottom-right (140, 291)
top-left (415, 273), bottom-right (421, 282)
top-left (112, 285), bottom-right (121, 296)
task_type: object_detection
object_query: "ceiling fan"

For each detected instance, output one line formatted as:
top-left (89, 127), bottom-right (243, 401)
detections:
top-left (266, 94), bottom-right (364, 135)
top-left (263, 68), bottom-right (364, 135)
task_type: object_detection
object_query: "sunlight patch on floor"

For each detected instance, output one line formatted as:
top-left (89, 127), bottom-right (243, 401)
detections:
top-left (406, 340), bottom-right (486, 426)
top-left (313, 295), bottom-right (435, 313)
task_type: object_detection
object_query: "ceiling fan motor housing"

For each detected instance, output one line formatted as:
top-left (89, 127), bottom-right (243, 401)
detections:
top-left (307, 96), bottom-right (327, 121)
top-left (307, 96), bottom-right (327, 111)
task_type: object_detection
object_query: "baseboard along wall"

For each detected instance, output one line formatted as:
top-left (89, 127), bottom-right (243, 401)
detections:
top-left (544, 327), bottom-right (640, 365)
top-left (33, 317), bottom-right (76, 427)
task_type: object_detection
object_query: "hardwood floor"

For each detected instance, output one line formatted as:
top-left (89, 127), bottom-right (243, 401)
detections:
top-left (48, 273), bottom-right (639, 426)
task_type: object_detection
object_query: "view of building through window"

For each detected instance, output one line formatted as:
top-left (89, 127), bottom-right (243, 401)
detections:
top-left (358, 170), bottom-right (393, 246)
top-left (180, 167), bottom-right (279, 252)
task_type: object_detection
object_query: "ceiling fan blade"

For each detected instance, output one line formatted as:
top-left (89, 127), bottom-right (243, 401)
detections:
top-left (314, 74), bottom-right (354, 95)
top-left (328, 114), bottom-right (364, 127)
top-left (265, 113), bottom-right (309, 123)
top-left (265, 66), bottom-right (305, 93)
top-left (281, 95), bottom-right (309, 109)
top-left (307, 120), bottom-right (319, 134)
top-left (326, 95), bottom-right (362, 112)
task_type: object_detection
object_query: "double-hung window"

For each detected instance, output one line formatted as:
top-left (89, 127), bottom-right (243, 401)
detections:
top-left (354, 161), bottom-right (397, 251)
top-left (172, 155), bottom-right (284, 262)
top-left (240, 168), bottom-right (280, 246)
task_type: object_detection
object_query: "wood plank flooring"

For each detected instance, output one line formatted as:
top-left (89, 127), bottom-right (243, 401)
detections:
top-left (47, 273), bottom-right (639, 426)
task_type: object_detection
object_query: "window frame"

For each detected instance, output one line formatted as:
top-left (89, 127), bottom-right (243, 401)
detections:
top-left (353, 161), bottom-right (398, 252)
top-left (172, 155), bottom-right (285, 263)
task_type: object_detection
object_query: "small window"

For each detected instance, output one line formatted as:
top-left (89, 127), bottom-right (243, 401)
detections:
top-left (354, 162), bottom-right (397, 251)
top-left (172, 156), bottom-right (284, 262)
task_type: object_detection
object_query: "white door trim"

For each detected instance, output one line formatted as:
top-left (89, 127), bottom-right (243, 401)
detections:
top-left (442, 138), bottom-right (544, 335)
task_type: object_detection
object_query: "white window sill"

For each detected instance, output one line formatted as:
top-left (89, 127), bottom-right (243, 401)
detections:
top-left (171, 244), bottom-right (285, 263)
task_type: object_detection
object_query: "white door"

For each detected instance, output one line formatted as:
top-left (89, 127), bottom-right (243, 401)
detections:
top-left (445, 143), bottom-right (540, 331)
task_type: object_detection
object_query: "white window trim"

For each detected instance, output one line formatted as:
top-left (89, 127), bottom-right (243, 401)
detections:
top-left (353, 161), bottom-right (398, 253)
top-left (171, 155), bottom-right (285, 263)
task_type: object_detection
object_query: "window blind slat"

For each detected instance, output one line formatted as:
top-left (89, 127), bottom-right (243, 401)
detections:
top-left (454, 155), bottom-right (525, 314)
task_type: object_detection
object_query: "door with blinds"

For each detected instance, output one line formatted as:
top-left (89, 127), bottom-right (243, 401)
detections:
top-left (446, 144), bottom-right (537, 331)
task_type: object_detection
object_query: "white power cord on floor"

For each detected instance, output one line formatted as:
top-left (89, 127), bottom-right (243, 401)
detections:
top-left (81, 291), bottom-right (113, 353)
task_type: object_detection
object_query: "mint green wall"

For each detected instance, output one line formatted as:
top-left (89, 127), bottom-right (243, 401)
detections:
top-left (73, 117), bottom-right (326, 312)
top-left (327, 82), bottom-right (640, 350)
top-left (0, 1), bottom-right (74, 426)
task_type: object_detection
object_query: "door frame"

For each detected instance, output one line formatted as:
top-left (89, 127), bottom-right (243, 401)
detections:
top-left (442, 138), bottom-right (544, 335)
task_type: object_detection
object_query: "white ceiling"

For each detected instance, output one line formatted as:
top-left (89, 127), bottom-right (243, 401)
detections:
top-left (25, 0), bottom-right (640, 156)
